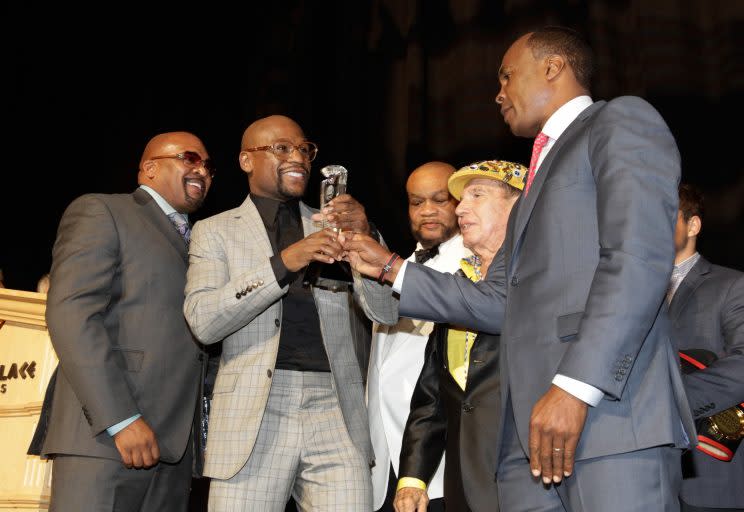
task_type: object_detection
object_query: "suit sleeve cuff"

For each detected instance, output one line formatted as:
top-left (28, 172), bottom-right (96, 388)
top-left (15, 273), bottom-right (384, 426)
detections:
top-left (106, 413), bottom-right (141, 436)
top-left (397, 477), bottom-right (427, 491)
top-left (391, 260), bottom-right (409, 293)
top-left (552, 374), bottom-right (603, 406)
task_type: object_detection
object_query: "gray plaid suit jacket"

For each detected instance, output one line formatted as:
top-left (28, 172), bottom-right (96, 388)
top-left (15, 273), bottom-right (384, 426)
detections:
top-left (184, 195), bottom-right (398, 480)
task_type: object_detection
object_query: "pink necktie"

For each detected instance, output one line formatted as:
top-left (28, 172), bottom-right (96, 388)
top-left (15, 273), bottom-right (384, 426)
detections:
top-left (525, 132), bottom-right (549, 196)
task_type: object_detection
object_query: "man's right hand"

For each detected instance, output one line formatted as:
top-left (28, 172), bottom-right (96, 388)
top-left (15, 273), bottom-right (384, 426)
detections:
top-left (394, 487), bottom-right (429, 512)
top-left (113, 417), bottom-right (160, 468)
top-left (340, 233), bottom-right (392, 277)
top-left (281, 228), bottom-right (343, 272)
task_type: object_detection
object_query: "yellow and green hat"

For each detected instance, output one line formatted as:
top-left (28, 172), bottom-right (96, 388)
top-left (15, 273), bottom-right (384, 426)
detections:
top-left (447, 160), bottom-right (527, 200)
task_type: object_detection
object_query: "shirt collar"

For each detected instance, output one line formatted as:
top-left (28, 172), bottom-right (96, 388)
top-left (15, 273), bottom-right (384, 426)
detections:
top-left (251, 194), bottom-right (300, 227)
top-left (541, 95), bottom-right (593, 141)
top-left (139, 185), bottom-right (186, 220)
top-left (673, 252), bottom-right (700, 276)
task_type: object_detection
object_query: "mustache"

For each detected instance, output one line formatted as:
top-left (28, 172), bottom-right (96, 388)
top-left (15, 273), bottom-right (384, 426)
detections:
top-left (279, 163), bottom-right (310, 175)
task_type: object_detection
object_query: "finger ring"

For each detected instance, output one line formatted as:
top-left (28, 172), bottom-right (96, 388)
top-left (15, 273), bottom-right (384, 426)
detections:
top-left (553, 448), bottom-right (562, 452)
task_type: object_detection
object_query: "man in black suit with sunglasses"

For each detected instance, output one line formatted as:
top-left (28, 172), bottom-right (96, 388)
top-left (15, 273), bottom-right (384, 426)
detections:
top-left (38, 131), bottom-right (213, 511)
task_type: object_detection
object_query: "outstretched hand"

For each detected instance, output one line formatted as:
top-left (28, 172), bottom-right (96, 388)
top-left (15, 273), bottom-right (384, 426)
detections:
top-left (340, 233), bottom-right (398, 281)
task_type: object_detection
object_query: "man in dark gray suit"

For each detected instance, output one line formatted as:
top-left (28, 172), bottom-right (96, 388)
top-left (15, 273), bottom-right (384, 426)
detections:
top-left (669, 184), bottom-right (744, 512)
top-left (345, 26), bottom-right (694, 511)
top-left (41, 131), bottom-right (213, 511)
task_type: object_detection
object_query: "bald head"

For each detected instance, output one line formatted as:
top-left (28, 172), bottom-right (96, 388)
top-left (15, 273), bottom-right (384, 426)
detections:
top-left (239, 115), bottom-right (312, 201)
top-left (138, 131), bottom-right (211, 214)
top-left (407, 161), bottom-right (459, 248)
top-left (241, 115), bottom-right (304, 150)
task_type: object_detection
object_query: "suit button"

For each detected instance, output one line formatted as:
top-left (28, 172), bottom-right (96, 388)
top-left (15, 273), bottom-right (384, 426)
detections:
top-left (274, 318), bottom-right (280, 327)
top-left (462, 402), bottom-right (474, 413)
top-left (267, 369), bottom-right (273, 378)
top-left (511, 276), bottom-right (519, 286)
top-left (235, 292), bottom-right (242, 299)
top-left (258, 280), bottom-right (264, 286)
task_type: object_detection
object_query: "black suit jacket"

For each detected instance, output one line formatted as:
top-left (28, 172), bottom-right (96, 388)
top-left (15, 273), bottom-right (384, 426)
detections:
top-left (399, 321), bottom-right (501, 512)
top-left (669, 256), bottom-right (744, 509)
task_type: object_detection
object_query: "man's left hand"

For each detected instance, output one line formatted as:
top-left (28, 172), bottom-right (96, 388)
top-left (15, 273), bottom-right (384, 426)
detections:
top-left (310, 194), bottom-right (369, 234)
top-left (528, 384), bottom-right (588, 484)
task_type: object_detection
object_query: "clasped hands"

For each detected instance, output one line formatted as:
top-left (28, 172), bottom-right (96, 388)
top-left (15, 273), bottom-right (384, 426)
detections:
top-left (283, 194), bottom-right (393, 274)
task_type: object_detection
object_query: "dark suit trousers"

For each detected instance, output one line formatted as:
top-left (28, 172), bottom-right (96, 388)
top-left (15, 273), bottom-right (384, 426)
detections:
top-left (50, 448), bottom-right (192, 512)
top-left (497, 398), bottom-right (683, 512)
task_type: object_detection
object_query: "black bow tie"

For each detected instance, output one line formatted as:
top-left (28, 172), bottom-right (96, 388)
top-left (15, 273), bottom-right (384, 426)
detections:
top-left (414, 245), bottom-right (439, 264)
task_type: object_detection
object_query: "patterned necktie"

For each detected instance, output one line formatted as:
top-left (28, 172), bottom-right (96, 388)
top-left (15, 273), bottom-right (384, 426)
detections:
top-left (524, 132), bottom-right (549, 196)
top-left (168, 212), bottom-right (191, 245)
top-left (414, 245), bottom-right (439, 264)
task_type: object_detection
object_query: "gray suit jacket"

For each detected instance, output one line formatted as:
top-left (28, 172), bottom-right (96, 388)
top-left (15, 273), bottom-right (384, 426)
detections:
top-left (41, 188), bottom-right (205, 463)
top-left (398, 96), bottom-right (695, 466)
top-left (670, 256), bottom-right (744, 508)
top-left (183, 195), bottom-right (398, 480)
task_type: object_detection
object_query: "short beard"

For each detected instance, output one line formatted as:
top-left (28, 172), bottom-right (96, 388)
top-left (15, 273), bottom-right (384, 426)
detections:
top-left (411, 222), bottom-right (459, 249)
top-left (277, 175), bottom-right (307, 200)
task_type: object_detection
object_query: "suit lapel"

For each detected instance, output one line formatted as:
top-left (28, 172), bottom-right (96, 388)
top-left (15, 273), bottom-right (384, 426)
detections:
top-left (510, 101), bottom-right (605, 264)
top-left (238, 196), bottom-right (274, 258)
top-left (133, 188), bottom-right (189, 265)
top-left (669, 257), bottom-right (711, 322)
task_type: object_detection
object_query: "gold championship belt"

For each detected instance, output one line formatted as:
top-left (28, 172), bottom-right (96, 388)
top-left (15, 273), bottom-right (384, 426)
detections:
top-left (679, 349), bottom-right (744, 461)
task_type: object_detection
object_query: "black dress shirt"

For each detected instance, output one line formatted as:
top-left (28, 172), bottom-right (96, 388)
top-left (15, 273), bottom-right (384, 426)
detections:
top-left (251, 195), bottom-right (330, 372)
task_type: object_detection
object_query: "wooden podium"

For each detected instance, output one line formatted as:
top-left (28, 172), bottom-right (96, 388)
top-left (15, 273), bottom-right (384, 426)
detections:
top-left (0, 289), bottom-right (56, 511)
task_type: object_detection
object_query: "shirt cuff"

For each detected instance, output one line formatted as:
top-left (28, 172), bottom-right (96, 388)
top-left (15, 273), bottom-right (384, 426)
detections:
top-left (106, 413), bottom-right (141, 436)
top-left (552, 374), bottom-right (603, 407)
top-left (397, 477), bottom-right (427, 491)
top-left (391, 260), bottom-right (409, 293)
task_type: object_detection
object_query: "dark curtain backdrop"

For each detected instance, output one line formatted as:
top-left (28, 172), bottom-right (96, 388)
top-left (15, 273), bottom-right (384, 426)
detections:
top-left (4, 0), bottom-right (743, 291)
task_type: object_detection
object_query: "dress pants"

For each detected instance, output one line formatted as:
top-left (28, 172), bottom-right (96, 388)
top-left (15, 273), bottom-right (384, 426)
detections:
top-left (50, 446), bottom-right (193, 512)
top-left (497, 397), bottom-right (683, 512)
top-left (208, 370), bottom-right (371, 512)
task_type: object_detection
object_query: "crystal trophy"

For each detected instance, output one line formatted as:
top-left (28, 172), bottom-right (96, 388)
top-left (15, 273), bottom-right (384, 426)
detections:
top-left (319, 165), bottom-right (348, 230)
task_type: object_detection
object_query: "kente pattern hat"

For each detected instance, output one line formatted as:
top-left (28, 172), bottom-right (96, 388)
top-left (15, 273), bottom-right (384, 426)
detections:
top-left (448, 160), bottom-right (527, 200)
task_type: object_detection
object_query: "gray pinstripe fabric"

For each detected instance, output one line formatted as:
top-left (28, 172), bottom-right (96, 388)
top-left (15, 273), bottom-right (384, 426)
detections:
top-left (184, 196), bottom-right (399, 504)
top-left (208, 370), bottom-right (371, 511)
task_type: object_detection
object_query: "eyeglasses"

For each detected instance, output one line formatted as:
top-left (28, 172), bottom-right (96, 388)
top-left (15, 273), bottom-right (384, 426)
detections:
top-left (242, 140), bottom-right (318, 162)
top-left (150, 151), bottom-right (216, 178)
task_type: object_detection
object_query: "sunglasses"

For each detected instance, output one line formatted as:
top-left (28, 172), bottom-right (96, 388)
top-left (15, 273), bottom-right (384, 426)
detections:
top-left (150, 151), bottom-right (216, 178)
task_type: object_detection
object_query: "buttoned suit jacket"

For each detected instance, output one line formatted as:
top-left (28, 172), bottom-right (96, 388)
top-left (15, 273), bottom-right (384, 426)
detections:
top-left (400, 318), bottom-right (501, 512)
top-left (41, 188), bottom-right (205, 464)
top-left (368, 236), bottom-right (469, 509)
top-left (669, 256), bottom-right (744, 508)
top-left (183, 195), bottom-right (399, 480)
top-left (397, 96), bottom-right (696, 471)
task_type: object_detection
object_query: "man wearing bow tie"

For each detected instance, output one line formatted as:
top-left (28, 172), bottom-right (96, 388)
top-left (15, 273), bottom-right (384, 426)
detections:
top-left (367, 161), bottom-right (470, 511)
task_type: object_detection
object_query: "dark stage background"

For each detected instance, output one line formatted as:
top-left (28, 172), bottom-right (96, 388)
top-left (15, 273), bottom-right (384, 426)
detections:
top-left (4, 0), bottom-right (744, 291)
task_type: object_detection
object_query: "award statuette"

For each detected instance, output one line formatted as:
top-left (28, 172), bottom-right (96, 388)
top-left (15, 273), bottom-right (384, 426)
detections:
top-left (304, 165), bottom-right (350, 287)
top-left (319, 165), bottom-right (348, 229)
top-left (679, 349), bottom-right (744, 461)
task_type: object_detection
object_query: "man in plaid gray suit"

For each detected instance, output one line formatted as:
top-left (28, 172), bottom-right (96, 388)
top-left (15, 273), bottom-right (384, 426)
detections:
top-left (184, 115), bottom-right (398, 511)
